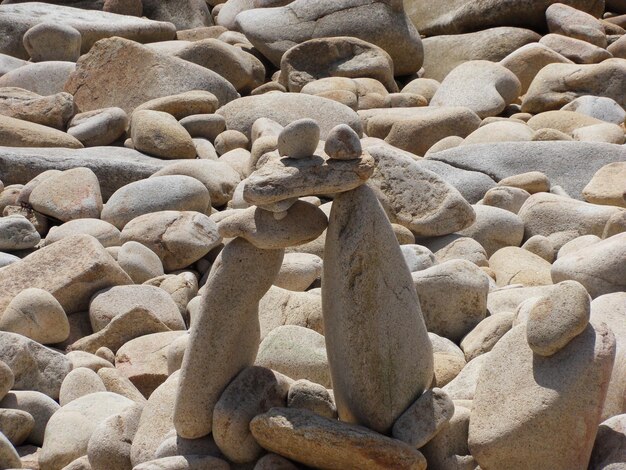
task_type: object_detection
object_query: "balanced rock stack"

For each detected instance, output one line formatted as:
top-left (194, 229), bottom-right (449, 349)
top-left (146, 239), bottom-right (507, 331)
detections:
top-left (0, 0), bottom-right (625, 469)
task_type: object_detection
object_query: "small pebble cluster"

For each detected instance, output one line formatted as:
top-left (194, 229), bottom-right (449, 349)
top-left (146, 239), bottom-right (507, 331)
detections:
top-left (0, 0), bottom-right (625, 470)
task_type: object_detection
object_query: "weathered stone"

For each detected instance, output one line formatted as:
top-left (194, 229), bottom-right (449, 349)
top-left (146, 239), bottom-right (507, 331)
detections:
top-left (562, 95), bottom-right (626, 125)
top-left (323, 185), bottom-right (433, 433)
top-left (0, 409), bottom-right (34, 446)
top-left (588, 414), bottom-right (626, 470)
top-left (0, 114), bottom-right (82, 148)
top-left (539, 34), bottom-right (611, 64)
top-left (583, 162), bottom-right (626, 208)
top-left (0, 88), bottom-right (75, 129)
top-left (133, 91), bottom-right (219, 120)
top-left (58, 367), bottom-right (106, 406)
top-left (130, 110), bottom-right (196, 160)
top-left (67, 107), bottom-right (128, 147)
top-left (141, 0), bottom-right (212, 30)
top-left (134, 455), bottom-right (229, 470)
top-left (258, 286), bottom-right (323, 340)
top-left (0, 432), bottom-right (21, 469)
top-left (0, 61), bottom-right (76, 96)
top-left (45, 219), bottom-right (121, 248)
top-left (250, 407), bottom-right (427, 470)
top-left (97, 367), bottom-right (147, 404)
top-left (0, 390), bottom-right (59, 447)
top-left (0, 215), bottom-right (40, 251)
top-left (460, 313), bottom-right (515, 362)
top-left (117, 241), bottom-right (164, 283)
top-left (23, 22), bottom-right (82, 63)
top-left (489, 246), bottom-right (553, 287)
top-left (275, 253), bottom-right (323, 291)
top-left (287, 379), bottom-right (337, 419)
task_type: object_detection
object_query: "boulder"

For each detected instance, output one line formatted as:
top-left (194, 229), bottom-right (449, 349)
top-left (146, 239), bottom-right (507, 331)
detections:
top-left (0, 88), bottom-right (75, 130)
top-left (0, 114), bottom-right (82, 148)
top-left (0, 61), bottom-right (76, 96)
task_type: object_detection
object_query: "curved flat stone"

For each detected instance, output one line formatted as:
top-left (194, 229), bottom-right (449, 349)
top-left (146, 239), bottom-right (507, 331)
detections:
top-left (243, 153), bottom-right (374, 206)
top-left (322, 184), bottom-right (433, 434)
top-left (0, 2), bottom-right (175, 60)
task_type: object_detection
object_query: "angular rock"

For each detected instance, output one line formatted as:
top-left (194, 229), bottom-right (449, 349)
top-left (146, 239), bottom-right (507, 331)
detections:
top-left (250, 407), bottom-right (427, 470)
top-left (583, 162), bottom-right (626, 208)
top-left (323, 184), bottom-right (433, 433)
top-left (65, 37), bottom-right (238, 114)
top-left (0, 88), bottom-right (75, 129)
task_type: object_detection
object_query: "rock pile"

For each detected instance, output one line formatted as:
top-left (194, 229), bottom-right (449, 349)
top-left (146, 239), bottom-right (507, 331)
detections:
top-left (0, 0), bottom-right (625, 469)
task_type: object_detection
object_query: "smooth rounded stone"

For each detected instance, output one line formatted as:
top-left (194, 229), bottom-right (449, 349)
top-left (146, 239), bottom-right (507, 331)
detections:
top-left (454, 205), bottom-right (524, 257)
top-left (95, 347), bottom-right (115, 364)
top-left (552, 232), bottom-right (626, 298)
top-left (213, 130), bottom-right (249, 156)
top-left (0, 185), bottom-right (21, 214)
top-left (274, 253), bottom-right (323, 291)
top-left (430, 61), bottom-right (521, 119)
top-left (278, 36), bottom-right (396, 93)
top-left (256, 325), bottom-right (329, 387)
top-left (151, 159), bottom-right (241, 208)
top-left (30, 167), bottom-right (102, 222)
top-left (519, 193), bottom-right (624, 240)
top-left (323, 185), bottom-right (433, 433)
top-left (0, 215), bottom-right (39, 251)
top-left (67, 107), bottom-right (128, 147)
top-left (117, 241), bottom-right (164, 284)
top-left (217, 93), bottom-right (363, 141)
top-left (133, 91), bottom-right (219, 121)
top-left (97, 368), bottom-right (147, 404)
top-left (0, 88), bottom-right (75, 130)
top-left (0, 252), bottom-right (19, 269)
top-left (401, 78), bottom-right (439, 102)
top-left (591, 292), bottom-right (626, 421)
top-left (243, 152), bottom-right (374, 206)
top-left (0, 432), bottom-right (21, 469)
top-left (532, 126), bottom-right (575, 141)
top-left (45, 219), bottom-right (121, 248)
top-left (481, 186), bottom-right (531, 215)
top-left (0, 288), bottom-right (69, 344)
top-left (521, 234), bottom-right (556, 262)
top-left (254, 453), bottom-right (300, 470)
top-left (174, 238), bottom-right (283, 439)
top-left (433, 237), bottom-right (489, 267)
top-left (193, 138), bottom-right (218, 160)
top-left (323, 124), bottom-right (361, 161)
top-left (213, 366), bottom-right (291, 463)
top-left (134, 455), bottom-right (229, 470)
top-left (366, 144), bottom-right (475, 237)
top-left (153, 431), bottom-right (220, 460)
top-left (287, 379), bottom-right (337, 419)
top-left (102, 176), bottom-right (210, 230)
top-left (392, 388), bottom-right (455, 449)
top-left (468, 323), bottom-right (615, 470)
top-left (258, 286), bottom-right (324, 341)
top-left (429, 333), bottom-right (466, 387)
top-left (89, 285), bottom-right (184, 333)
top-left (217, 203), bottom-right (327, 250)
top-left (0, 114), bottom-right (82, 148)
top-left (604, 211), bottom-right (626, 238)
top-left (498, 171), bottom-right (551, 194)
top-left (0, 54), bottom-right (27, 77)
top-left (121, 211), bottom-right (221, 271)
top-left (540, 33), bottom-right (611, 64)
top-left (573, 122), bottom-right (625, 145)
top-left (546, 2), bottom-right (607, 47)
top-left (489, 246), bottom-right (553, 287)
top-left (526, 280), bottom-right (590, 357)
top-left (405, 0), bottom-right (602, 36)
top-left (0, 331), bottom-right (71, 400)
top-left (23, 22), bottom-right (81, 63)
top-left (441, 352), bottom-right (490, 401)
top-left (0, 391), bottom-right (59, 447)
top-left (0, 61), bottom-right (76, 96)
top-left (589, 414), bottom-right (626, 470)
top-left (0, 361), bottom-right (13, 402)
top-left (145, 272), bottom-right (198, 321)
top-left (558, 234), bottom-right (602, 258)
top-left (421, 27), bottom-right (540, 82)
top-left (460, 313), bottom-right (515, 362)
top-left (116, 331), bottom-right (185, 398)
top-left (277, 119), bottom-right (320, 159)
top-left (87, 403), bottom-right (143, 470)
top-left (166, 333), bottom-right (188, 374)
top-left (66, 351), bottom-right (113, 372)
top-left (235, 0), bottom-right (423, 76)
top-left (461, 121), bottom-right (535, 146)
top-left (58, 367), bottom-right (106, 407)
top-left (141, 0), bottom-right (212, 30)
top-left (400, 245), bottom-right (436, 273)
top-left (522, 60), bottom-right (626, 113)
top-left (250, 407), bottom-right (427, 470)
top-left (361, 107), bottom-right (481, 157)
top-left (3, 206), bottom-right (48, 240)
top-left (103, 0), bottom-right (143, 16)
top-left (583, 162), bottom-right (626, 208)
top-left (39, 392), bottom-right (135, 470)
top-left (130, 110), bottom-right (196, 160)
top-left (179, 114), bottom-right (225, 141)
top-left (65, 38), bottom-right (237, 115)
top-left (411, 259), bottom-right (489, 342)
top-left (0, 409), bottom-right (34, 446)
top-left (500, 42), bottom-right (574, 94)
top-left (562, 96), bottom-right (626, 125)
top-left (527, 110), bottom-right (607, 135)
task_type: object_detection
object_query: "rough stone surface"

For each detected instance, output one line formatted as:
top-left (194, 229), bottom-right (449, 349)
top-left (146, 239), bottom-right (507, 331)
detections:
top-left (0, 390), bottom-right (59, 447)
top-left (0, 88), bottom-right (75, 130)
top-left (0, 114), bottom-right (82, 148)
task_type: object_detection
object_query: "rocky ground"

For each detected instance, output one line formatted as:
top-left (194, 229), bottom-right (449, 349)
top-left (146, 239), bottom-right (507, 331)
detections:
top-left (0, 0), bottom-right (625, 469)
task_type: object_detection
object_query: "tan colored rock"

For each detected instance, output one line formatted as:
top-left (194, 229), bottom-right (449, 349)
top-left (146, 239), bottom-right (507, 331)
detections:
top-left (0, 234), bottom-right (132, 315)
top-left (274, 253), bottom-right (322, 291)
top-left (0, 61), bottom-right (76, 96)
top-left (29, 167), bottom-right (102, 222)
top-left (0, 408), bottom-right (34, 446)
top-left (442, 353), bottom-right (490, 401)
top-left (174, 238), bottom-right (283, 439)
top-left (0, 114), bottom-right (82, 148)
top-left (67, 107), bottom-right (129, 147)
top-left (0, 88), bottom-right (75, 129)
top-left (482, 186), bottom-right (531, 214)
top-left (97, 367), bottom-right (147, 404)
top-left (117, 241), bottom-right (164, 283)
top-left (0, 361), bottom-right (13, 402)
top-left (572, 122), bottom-right (625, 145)
top-left (45, 219), bottom-right (121, 248)
top-left (0, 390), bottom-right (59, 447)
top-left (540, 34), bottom-right (612, 64)
top-left (0, 432), bottom-right (21, 469)
top-left (583, 162), bottom-right (626, 208)
top-left (434, 237), bottom-right (488, 267)
top-left (588, 414), bottom-right (626, 470)
top-left (323, 185), bottom-right (433, 433)
top-left (527, 110), bottom-right (605, 134)
top-left (250, 407), bottom-right (427, 470)
top-left (287, 379), bottom-right (337, 419)
top-left (121, 211), bottom-right (221, 271)
top-left (468, 323), bottom-right (615, 470)
top-left (23, 22), bottom-right (82, 63)
top-left (489, 246), bottom-right (553, 287)
top-left (66, 351), bottom-right (113, 372)
top-left (0, 214), bottom-right (40, 251)
top-left (462, 121), bottom-right (535, 146)
top-left (498, 171), bottom-right (550, 194)
top-left (0, 288), bottom-right (69, 344)
top-left (522, 234), bottom-right (557, 262)
top-left (460, 313), bottom-right (515, 362)
top-left (134, 455), bottom-right (229, 470)
top-left (133, 91), bottom-right (219, 120)
top-left (130, 110), bottom-right (196, 160)
top-left (456, 205), bottom-right (525, 256)
top-left (65, 37), bottom-right (238, 115)
top-left (258, 286), bottom-right (323, 340)
top-left (59, 367), bottom-right (106, 406)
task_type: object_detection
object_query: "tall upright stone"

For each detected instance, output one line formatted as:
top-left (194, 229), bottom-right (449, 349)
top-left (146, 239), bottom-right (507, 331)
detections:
top-left (322, 184), bottom-right (433, 434)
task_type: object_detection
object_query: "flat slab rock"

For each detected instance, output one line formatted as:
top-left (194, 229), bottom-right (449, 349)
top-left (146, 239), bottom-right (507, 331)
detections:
top-left (427, 141), bottom-right (626, 199)
top-left (0, 2), bottom-right (176, 60)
